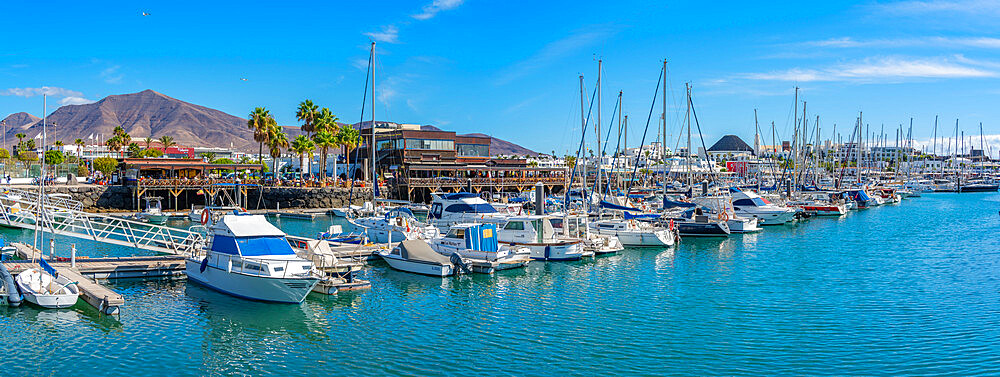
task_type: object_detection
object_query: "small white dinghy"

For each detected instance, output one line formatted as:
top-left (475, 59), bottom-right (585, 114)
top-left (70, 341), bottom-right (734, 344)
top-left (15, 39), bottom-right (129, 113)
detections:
top-left (15, 259), bottom-right (78, 309)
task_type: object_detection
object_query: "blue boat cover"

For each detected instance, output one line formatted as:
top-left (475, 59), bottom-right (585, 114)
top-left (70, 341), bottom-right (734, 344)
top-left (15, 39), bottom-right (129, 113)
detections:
top-left (440, 192), bottom-right (480, 200)
top-left (39, 257), bottom-right (57, 277)
top-left (623, 212), bottom-right (661, 220)
top-left (465, 224), bottom-right (499, 252)
top-left (662, 199), bottom-right (696, 209)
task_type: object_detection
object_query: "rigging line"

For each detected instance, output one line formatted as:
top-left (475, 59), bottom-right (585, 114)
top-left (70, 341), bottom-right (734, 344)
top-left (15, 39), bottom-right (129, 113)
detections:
top-left (687, 89), bottom-right (716, 182)
top-left (624, 66), bottom-right (664, 198)
top-left (603, 94), bottom-right (625, 204)
top-left (349, 45), bottom-right (373, 201)
top-left (566, 79), bottom-right (600, 210)
top-left (593, 93), bottom-right (621, 202)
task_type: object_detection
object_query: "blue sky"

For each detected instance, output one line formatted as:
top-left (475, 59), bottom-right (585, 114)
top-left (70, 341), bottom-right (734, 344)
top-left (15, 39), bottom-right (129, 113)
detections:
top-left (3, 0), bottom-right (1000, 155)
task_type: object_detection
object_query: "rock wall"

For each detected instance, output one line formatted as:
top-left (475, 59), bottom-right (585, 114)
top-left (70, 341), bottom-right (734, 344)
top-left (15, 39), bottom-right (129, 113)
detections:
top-left (40, 185), bottom-right (373, 211)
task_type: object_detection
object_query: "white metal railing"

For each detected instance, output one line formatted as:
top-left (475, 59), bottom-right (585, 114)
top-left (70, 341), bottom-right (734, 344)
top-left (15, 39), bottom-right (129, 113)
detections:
top-left (0, 188), bottom-right (204, 255)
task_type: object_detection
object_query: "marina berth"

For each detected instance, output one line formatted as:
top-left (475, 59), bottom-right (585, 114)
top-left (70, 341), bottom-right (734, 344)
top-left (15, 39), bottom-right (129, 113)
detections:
top-left (729, 189), bottom-right (797, 225)
top-left (497, 216), bottom-right (587, 261)
top-left (428, 223), bottom-right (531, 273)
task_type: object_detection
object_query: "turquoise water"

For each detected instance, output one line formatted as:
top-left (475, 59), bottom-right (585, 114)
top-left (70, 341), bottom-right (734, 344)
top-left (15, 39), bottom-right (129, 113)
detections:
top-left (2, 193), bottom-right (1000, 375)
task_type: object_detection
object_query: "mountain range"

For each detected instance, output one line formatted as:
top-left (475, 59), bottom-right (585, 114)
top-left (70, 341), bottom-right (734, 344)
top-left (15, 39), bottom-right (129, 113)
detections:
top-left (1, 90), bottom-right (537, 155)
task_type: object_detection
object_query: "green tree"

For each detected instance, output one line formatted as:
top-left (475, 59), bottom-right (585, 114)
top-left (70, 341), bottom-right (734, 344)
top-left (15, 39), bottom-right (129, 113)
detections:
top-left (158, 136), bottom-right (175, 150)
top-left (54, 140), bottom-right (64, 147)
top-left (564, 155), bottom-right (577, 170)
top-left (248, 107), bottom-right (276, 181)
top-left (336, 126), bottom-right (360, 181)
top-left (213, 158), bottom-right (235, 164)
top-left (312, 108), bottom-right (340, 185)
top-left (74, 138), bottom-right (85, 158)
top-left (0, 148), bottom-right (10, 159)
top-left (77, 163), bottom-right (89, 177)
top-left (17, 150), bottom-right (37, 162)
top-left (127, 142), bottom-right (141, 157)
top-left (291, 135), bottom-right (315, 176)
top-left (25, 139), bottom-right (36, 150)
top-left (200, 152), bottom-right (217, 163)
top-left (44, 150), bottom-right (64, 165)
top-left (144, 136), bottom-right (153, 149)
top-left (296, 99), bottom-right (319, 137)
top-left (93, 157), bottom-right (118, 175)
top-left (14, 133), bottom-right (26, 149)
top-left (267, 124), bottom-right (289, 183)
top-left (140, 148), bottom-right (164, 158)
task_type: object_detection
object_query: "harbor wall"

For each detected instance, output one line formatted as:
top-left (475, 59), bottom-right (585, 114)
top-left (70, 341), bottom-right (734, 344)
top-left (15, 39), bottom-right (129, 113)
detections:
top-left (42, 185), bottom-right (372, 211)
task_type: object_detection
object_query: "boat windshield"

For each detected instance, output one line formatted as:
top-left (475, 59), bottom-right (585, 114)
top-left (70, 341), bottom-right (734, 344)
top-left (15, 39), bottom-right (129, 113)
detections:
top-left (734, 197), bottom-right (769, 207)
top-left (213, 235), bottom-right (296, 257)
top-left (445, 203), bottom-right (497, 214)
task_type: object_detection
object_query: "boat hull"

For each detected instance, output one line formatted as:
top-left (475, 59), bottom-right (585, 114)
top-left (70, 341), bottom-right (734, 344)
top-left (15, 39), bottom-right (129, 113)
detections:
top-left (501, 241), bottom-right (584, 261)
top-left (677, 222), bottom-right (731, 237)
top-left (185, 259), bottom-right (319, 303)
top-left (379, 254), bottom-right (454, 277)
top-left (593, 228), bottom-right (674, 247)
top-left (800, 205), bottom-right (846, 216)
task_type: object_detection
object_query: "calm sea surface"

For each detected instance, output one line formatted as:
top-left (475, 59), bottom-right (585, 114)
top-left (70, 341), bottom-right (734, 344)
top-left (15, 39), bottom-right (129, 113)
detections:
top-left (1, 193), bottom-right (999, 376)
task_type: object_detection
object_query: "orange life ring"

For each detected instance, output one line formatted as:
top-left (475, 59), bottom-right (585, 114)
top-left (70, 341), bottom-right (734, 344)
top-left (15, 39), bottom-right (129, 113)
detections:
top-left (201, 209), bottom-right (211, 225)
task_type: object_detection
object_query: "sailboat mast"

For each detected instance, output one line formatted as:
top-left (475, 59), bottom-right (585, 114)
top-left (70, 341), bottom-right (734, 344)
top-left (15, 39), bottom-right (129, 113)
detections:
top-left (661, 59), bottom-right (667, 202)
top-left (579, 75), bottom-right (587, 196)
top-left (685, 83), bottom-right (692, 196)
top-left (369, 41), bottom-right (377, 201)
top-left (596, 59), bottom-right (603, 198)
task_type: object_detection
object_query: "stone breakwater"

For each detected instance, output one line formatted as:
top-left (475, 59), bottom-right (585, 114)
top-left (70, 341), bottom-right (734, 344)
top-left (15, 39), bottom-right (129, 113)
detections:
top-left (39, 185), bottom-right (373, 211)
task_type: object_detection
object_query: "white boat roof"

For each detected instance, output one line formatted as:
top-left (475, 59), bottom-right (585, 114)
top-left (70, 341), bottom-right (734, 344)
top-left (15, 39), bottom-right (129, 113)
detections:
top-left (215, 214), bottom-right (285, 237)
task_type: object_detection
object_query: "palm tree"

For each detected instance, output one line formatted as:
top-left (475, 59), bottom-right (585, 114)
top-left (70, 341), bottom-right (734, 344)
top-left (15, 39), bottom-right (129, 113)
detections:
top-left (267, 124), bottom-right (289, 184)
top-left (311, 108), bottom-right (340, 185)
top-left (15, 133), bottom-right (25, 150)
top-left (312, 130), bottom-right (337, 185)
top-left (296, 99), bottom-right (319, 138)
top-left (337, 126), bottom-right (360, 183)
top-left (248, 107), bottom-right (274, 180)
top-left (54, 140), bottom-right (64, 147)
top-left (144, 136), bottom-right (154, 149)
top-left (200, 152), bottom-right (217, 163)
top-left (158, 136), bottom-right (176, 150)
top-left (291, 135), bottom-right (315, 178)
top-left (74, 138), bottom-right (84, 158)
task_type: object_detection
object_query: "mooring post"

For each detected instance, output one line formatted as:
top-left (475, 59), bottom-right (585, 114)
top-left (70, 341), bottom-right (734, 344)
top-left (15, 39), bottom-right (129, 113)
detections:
top-left (71, 243), bottom-right (77, 268)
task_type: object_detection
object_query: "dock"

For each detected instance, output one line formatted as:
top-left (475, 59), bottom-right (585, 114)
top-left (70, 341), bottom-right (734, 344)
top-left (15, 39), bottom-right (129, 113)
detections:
top-left (3, 243), bottom-right (136, 315)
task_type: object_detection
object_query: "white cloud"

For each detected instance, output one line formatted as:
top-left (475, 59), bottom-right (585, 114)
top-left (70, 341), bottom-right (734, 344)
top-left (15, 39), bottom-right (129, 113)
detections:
top-left (1, 86), bottom-right (83, 98)
top-left (100, 65), bottom-right (123, 84)
top-left (803, 36), bottom-right (1000, 49)
top-left (365, 25), bottom-right (399, 44)
top-left (412, 0), bottom-right (464, 20)
top-left (59, 96), bottom-right (94, 106)
top-left (746, 56), bottom-right (996, 82)
top-left (876, 0), bottom-right (1000, 16)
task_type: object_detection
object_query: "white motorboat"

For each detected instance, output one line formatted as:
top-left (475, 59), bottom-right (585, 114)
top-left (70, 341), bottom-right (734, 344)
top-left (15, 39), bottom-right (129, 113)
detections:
top-left (291, 239), bottom-right (365, 294)
top-left (497, 216), bottom-right (587, 261)
top-left (140, 197), bottom-right (168, 224)
top-left (590, 218), bottom-right (676, 247)
top-left (15, 259), bottom-right (79, 309)
top-left (427, 192), bottom-right (509, 228)
top-left (350, 207), bottom-right (438, 244)
top-left (185, 214), bottom-right (320, 303)
top-left (787, 192), bottom-right (847, 217)
top-left (730, 189), bottom-right (797, 225)
top-left (429, 223), bottom-right (530, 272)
top-left (379, 239), bottom-right (466, 277)
top-left (691, 195), bottom-right (762, 233)
top-left (550, 214), bottom-right (624, 255)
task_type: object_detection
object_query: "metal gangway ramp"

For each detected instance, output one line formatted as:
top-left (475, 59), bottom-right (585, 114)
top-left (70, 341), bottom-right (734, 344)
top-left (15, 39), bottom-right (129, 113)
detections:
top-left (0, 188), bottom-right (205, 255)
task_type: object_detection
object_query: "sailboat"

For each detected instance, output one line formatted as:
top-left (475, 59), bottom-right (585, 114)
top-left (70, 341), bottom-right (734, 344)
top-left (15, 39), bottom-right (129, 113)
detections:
top-left (18, 94), bottom-right (80, 309)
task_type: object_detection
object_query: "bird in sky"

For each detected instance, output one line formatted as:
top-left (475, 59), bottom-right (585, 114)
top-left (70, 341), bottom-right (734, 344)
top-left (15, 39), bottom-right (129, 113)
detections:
top-left (141, 12), bottom-right (151, 16)
top-left (240, 78), bottom-right (248, 81)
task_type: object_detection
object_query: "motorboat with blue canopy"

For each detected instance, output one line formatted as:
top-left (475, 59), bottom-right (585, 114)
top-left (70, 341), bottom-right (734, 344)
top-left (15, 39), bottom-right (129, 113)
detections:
top-left (185, 214), bottom-right (319, 303)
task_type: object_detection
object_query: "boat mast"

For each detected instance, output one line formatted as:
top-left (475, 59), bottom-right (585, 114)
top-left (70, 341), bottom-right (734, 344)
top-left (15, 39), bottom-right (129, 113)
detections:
top-left (579, 74), bottom-right (587, 200)
top-left (685, 83), bottom-right (692, 197)
top-left (596, 59), bottom-right (603, 199)
top-left (369, 41), bottom-right (377, 202)
top-left (857, 112), bottom-right (863, 186)
top-left (661, 59), bottom-right (667, 204)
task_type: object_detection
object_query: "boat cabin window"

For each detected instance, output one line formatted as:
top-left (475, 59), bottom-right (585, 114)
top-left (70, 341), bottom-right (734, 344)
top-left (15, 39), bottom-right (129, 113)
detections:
top-left (733, 197), bottom-right (768, 207)
top-left (445, 203), bottom-right (497, 214)
top-left (504, 221), bottom-right (525, 230)
top-left (446, 228), bottom-right (466, 239)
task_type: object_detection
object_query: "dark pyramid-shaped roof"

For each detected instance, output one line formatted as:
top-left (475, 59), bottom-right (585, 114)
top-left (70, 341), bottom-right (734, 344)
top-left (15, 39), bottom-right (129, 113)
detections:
top-left (708, 135), bottom-right (753, 152)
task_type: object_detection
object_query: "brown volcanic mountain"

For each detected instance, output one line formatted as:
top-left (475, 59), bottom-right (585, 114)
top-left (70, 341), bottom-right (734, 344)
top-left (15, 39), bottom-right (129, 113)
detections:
top-left (7, 90), bottom-right (254, 148)
top-left (1, 112), bottom-right (41, 128)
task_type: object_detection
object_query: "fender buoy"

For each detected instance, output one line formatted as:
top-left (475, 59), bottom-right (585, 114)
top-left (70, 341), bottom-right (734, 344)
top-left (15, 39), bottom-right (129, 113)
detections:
top-left (201, 209), bottom-right (211, 225)
top-left (668, 219), bottom-right (675, 231)
top-left (199, 257), bottom-right (208, 273)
